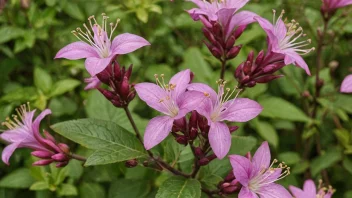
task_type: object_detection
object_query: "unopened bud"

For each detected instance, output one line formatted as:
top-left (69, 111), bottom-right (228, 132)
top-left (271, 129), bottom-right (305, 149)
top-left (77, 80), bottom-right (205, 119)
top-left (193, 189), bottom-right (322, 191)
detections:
top-left (31, 151), bottom-right (53, 159)
top-left (58, 143), bottom-right (70, 154)
top-left (234, 25), bottom-right (246, 39)
top-left (222, 186), bottom-right (239, 194)
top-left (202, 28), bottom-right (217, 45)
top-left (199, 158), bottom-right (210, 166)
top-left (33, 159), bottom-right (53, 166)
top-left (212, 22), bottom-right (222, 38)
top-left (125, 65), bottom-right (133, 80)
top-left (226, 45), bottom-right (242, 59)
top-left (255, 50), bottom-right (265, 66)
top-left (176, 136), bottom-right (188, 145)
top-left (125, 159), bottom-right (138, 168)
top-left (224, 171), bottom-right (235, 182)
top-left (97, 69), bottom-right (111, 85)
top-left (302, 90), bottom-right (311, 98)
top-left (194, 147), bottom-right (204, 157)
top-left (317, 79), bottom-right (324, 89)
top-left (245, 81), bottom-right (256, 88)
top-left (243, 61), bottom-right (252, 75)
top-left (221, 182), bottom-right (231, 189)
top-left (235, 63), bottom-right (244, 79)
top-left (189, 127), bottom-right (198, 140)
top-left (43, 130), bottom-right (56, 143)
top-left (211, 47), bottom-right (222, 59)
top-left (120, 76), bottom-right (130, 100)
top-left (98, 88), bottom-right (116, 100)
top-left (56, 161), bottom-right (69, 168)
top-left (246, 51), bottom-right (254, 63)
top-left (52, 153), bottom-right (68, 162)
top-left (225, 36), bottom-right (236, 49)
top-left (199, 15), bottom-right (212, 29)
top-left (228, 126), bottom-right (239, 133)
top-left (245, 152), bottom-right (252, 160)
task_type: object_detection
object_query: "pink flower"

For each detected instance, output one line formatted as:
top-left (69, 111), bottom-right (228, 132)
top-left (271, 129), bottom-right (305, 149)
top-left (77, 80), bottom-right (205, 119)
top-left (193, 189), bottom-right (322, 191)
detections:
top-left (340, 74), bottom-right (352, 93)
top-left (55, 14), bottom-right (150, 76)
top-left (255, 10), bottom-right (315, 75)
top-left (229, 142), bottom-right (292, 198)
top-left (84, 76), bottom-right (101, 90)
top-left (135, 70), bottom-right (206, 150)
top-left (1, 104), bottom-right (71, 167)
top-left (188, 81), bottom-right (262, 159)
top-left (289, 179), bottom-right (335, 198)
top-left (322, 0), bottom-right (352, 12)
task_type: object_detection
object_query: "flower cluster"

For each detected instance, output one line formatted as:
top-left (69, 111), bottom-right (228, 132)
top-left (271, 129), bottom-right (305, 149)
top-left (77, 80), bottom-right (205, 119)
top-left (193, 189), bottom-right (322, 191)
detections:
top-left (1, 104), bottom-right (71, 167)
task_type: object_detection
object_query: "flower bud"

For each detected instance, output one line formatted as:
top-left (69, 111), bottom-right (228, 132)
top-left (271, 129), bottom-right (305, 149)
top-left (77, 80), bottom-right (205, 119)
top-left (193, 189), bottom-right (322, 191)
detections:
top-left (245, 152), bottom-right (252, 160)
top-left (125, 159), bottom-right (138, 168)
top-left (212, 22), bottom-right (222, 38)
top-left (202, 28), bottom-right (217, 45)
top-left (302, 90), bottom-right (311, 98)
top-left (255, 75), bottom-right (283, 83)
top-left (228, 126), bottom-right (239, 133)
top-left (189, 111), bottom-right (198, 129)
top-left (199, 158), bottom-right (210, 166)
top-left (225, 36), bottom-right (236, 50)
top-left (226, 45), bottom-right (242, 59)
top-left (97, 69), bottom-right (111, 85)
top-left (31, 151), bottom-right (53, 159)
top-left (224, 171), bottom-right (235, 182)
top-left (189, 127), bottom-right (198, 140)
top-left (52, 153), bottom-right (68, 162)
top-left (245, 81), bottom-right (257, 88)
top-left (176, 136), bottom-right (188, 145)
top-left (56, 161), bottom-right (69, 168)
top-left (173, 117), bottom-right (187, 133)
top-left (243, 61), bottom-right (252, 75)
top-left (221, 182), bottom-right (231, 189)
top-left (199, 15), bottom-right (213, 29)
top-left (211, 47), bottom-right (222, 59)
top-left (58, 143), bottom-right (70, 154)
top-left (235, 63), bottom-right (244, 80)
top-left (43, 130), bottom-right (56, 143)
top-left (255, 50), bottom-right (265, 66)
top-left (234, 25), bottom-right (246, 39)
top-left (125, 65), bottom-right (133, 80)
top-left (33, 159), bottom-right (54, 166)
top-left (222, 186), bottom-right (239, 194)
top-left (246, 51), bottom-right (254, 64)
top-left (120, 76), bottom-right (130, 101)
top-left (194, 147), bottom-right (204, 157)
top-left (98, 88), bottom-right (116, 101)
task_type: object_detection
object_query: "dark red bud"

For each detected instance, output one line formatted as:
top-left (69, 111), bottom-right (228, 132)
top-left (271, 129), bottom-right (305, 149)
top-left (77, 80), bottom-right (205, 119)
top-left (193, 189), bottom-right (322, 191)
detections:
top-left (228, 126), bottom-right (239, 133)
top-left (58, 143), bottom-right (70, 154)
top-left (221, 182), bottom-right (231, 189)
top-left (52, 153), bottom-right (68, 162)
top-left (207, 154), bottom-right (217, 162)
top-left (176, 136), bottom-right (188, 145)
top-left (211, 47), bottom-right (222, 59)
top-left (125, 159), bottom-right (138, 168)
top-left (43, 130), bottom-right (56, 143)
top-left (41, 139), bottom-right (61, 153)
top-left (97, 69), bottom-right (111, 85)
top-left (255, 50), bottom-right (265, 66)
top-left (189, 111), bottom-right (198, 129)
top-left (212, 22), bottom-right (222, 38)
top-left (241, 75), bottom-right (251, 84)
top-left (127, 91), bottom-right (136, 102)
top-left (222, 186), bottom-right (239, 194)
top-left (190, 72), bottom-right (194, 83)
top-left (174, 117), bottom-right (187, 132)
top-left (199, 158), bottom-right (210, 166)
top-left (235, 63), bottom-right (244, 80)
top-left (224, 171), bottom-right (235, 182)
top-left (31, 151), bottom-right (53, 159)
top-left (189, 127), bottom-right (198, 140)
top-left (125, 65), bottom-right (133, 79)
top-left (243, 61), bottom-right (252, 75)
top-left (111, 99), bottom-right (123, 107)
top-left (202, 28), bottom-right (217, 45)
top-left (225, 36), bottom-right (236, 50)
top-left (226, 45), bottom-right (242, 59)
top-left (98, 88), bottom-right (116, 100)
top-left (317, 79), bottom-right (324, 89)
top-left (246, 81), bottom-right (257, 87)
top-left (33, 159), bottom-right (53, 166)
top-left (230, 179), bottom-right (239, 186)
top-left (234, 25), bottom-right (247, 39)
top-left (246, 51), bottom-right (254, 63)
top-left (245, 152), bottom-right (252, 160)
top-left (194, 147), bottom-right (204, 157)
top-left (113, 61), bottom-right (122, 80)
top-left (56, 161), bottom-right (69, 168)
top-left (255, 75), bottom-right (283, 83)
top-left (120, 76), bottom-right (130, 100)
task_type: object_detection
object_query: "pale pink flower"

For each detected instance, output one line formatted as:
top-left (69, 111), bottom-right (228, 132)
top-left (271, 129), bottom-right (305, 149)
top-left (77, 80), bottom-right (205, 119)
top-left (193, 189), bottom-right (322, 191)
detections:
top-left (255, 10), bottom-right (314, 75)
top-left (322, 0), bottom-right (352, 12)
top-left (289, 179), bottom-right (335, 198)
top-left (135, 70), bottom-right (206, 150)
top-left (84, 76), bottom-right (101, 90)
top-left (55, 14), bottom-right (150, 76)
top-left (340, 74), bottom-right (352, 93)
top-left (188, 81), bottom-right (262, 159)
top-left (229, 142), bottom-right (292, 198)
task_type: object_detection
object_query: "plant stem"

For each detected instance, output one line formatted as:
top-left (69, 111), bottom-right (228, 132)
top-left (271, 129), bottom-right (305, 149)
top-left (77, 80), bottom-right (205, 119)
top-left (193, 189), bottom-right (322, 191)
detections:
top-left (155, 157), bottom-right (191, 178)
top-left (220, 59), bottom-right (227, 80)
top-left (70, 153), bottom-right (87, 162)
top-left (190, 143), bottom-right (200, 178)
top-left (123, 106), bottom-right (143, 144)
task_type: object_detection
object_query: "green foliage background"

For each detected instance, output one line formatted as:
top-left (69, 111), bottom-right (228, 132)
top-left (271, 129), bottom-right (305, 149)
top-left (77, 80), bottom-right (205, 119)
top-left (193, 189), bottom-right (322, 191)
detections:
top-left (0, 0), bottom-right (352, 197)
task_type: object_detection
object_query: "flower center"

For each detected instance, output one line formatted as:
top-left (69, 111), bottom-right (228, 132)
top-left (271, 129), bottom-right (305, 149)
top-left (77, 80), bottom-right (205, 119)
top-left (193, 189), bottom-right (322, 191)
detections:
top-left (272, 10), bottom-right (315, 55)
top-left (1, 103), bottom-right (31, 131)
top-left (210, 80), bottom-right (242, 122)
top-left (71, 13), bottom-right (120, 58)
top-left (248, 159), bottom-right (290, 193)
top-left (316, 180), bottom-right (335, 198)
top-left (155, 74), bottom-right (179, 117)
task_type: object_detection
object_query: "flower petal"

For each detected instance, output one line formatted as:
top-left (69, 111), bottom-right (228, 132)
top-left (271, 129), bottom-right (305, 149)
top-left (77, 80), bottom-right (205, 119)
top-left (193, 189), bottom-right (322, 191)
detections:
top-left (289, 185), bottom-right (306, 198)
top-left (238, 187), bottom-right (258, 198)
top-left (111, 33), bottom-right (150, 55)
top-left (33, 109), bottom-right (51, 135)
top-left (229, 155), bottom-right (252, 186)
top-left (303, 179), bottom-right (317, 197)
top-left (143, 116), bottom-right (174, 150)
top-left (176, 91), bottom-right (209, 119)
top-left (169, 69), bottom-right (191, 103)
top-left (55, 41), bottom-right (98, 60)
top-left (226, 11), bottom-right (257, 37)
top-left (2, 142), bottom-right (20, 165)
top-left (252, 141), bottom-right (271, 176)
top-left (209, 122), bottom-right (231, 159)
top-left (187, 83), bottom-right (217, 104)
top-left (259, 183), bottom-right (292, 198)
top-left (274, 19), bottom-right (287, 41)
top-left (135, 83), bottom-right (169, 115)
top-left (225, 0), bottom-right (250, 10)
top-left (85, 56), bottom-right (114, 76)
top-left (84, 76), bottom-right (101, 90)
top-left (219, 98), bottom-right (263, 122)
top-left (341, 74), bottom-right (352, 93)
top-left (283, 49), bottom-right (311, 75)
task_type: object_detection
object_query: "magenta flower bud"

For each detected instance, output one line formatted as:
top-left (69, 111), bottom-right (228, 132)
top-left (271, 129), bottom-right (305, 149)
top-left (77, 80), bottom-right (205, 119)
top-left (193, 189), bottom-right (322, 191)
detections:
top-left (175, 136), bottom-right (188, 145)
top-left (194, 147), bottom-right (204, 157)
top-left (234, 25), bottom-right (247, 39)
top-left (173, 117), bottom-right (187, 133)
top-left (98, 88), bottom-right (116, 101)
top-left (43, 130), bottom-right (56, 143)
top-left (255, 75), bottom-right (283, 83)
top-left (212, 22), bottom-right (222, 38)
top-left (202, 28), bottom-right (217, 45)
top-left (125, 159), bottom-right (138, 168)
top-left (228, 126), bottom-right (239, 133)
top-left (226, 45), bottom-right (242, 59)
top-left (235, 63), bottom-right (244, 79)
top-left (125, 65), bottom-right (133, 80)
top-left (255, 50), bottom-right (265, 65)
top-left (199, 158), bottom-right (210, 166)
top-left (199, 15), bottom-right (213, 29)
top-left (246, 81), bottom-right (257, 87)
top-left (56, 161), bottom-right (69, 168)
top-left (225, 36), bottom-right (236, 50)
top-left (97, 69), bottom-right (111, 85)
top-left (221, 182), bottom-right (231, 189)
top-left (52, 153), bottom-right (68, 162)
top-left (230, 179), bottom-right (239, 186)
top-left (58, 143), bottom-right (70, 154)
top-left (245, 151), bottom-right (252, 160)
top-left (262, 64), bottom-right (278, 73)
top-left (111, 99), bottom-right (123, 107)
top-left (241, 75), bottom-right (251, 84)
top-left (222, 186), bottom-right (239, 194)
top-left (189, 127), bottom-right (198, 140)
top-left (113, 61), bottom-right (122, 80)
top-left (224, 171), bottom-right (235, 182)
top-left (189, 111), bottom-right (198, 129)
top-left (33, 159), bottom-right (53, 166)
top-left (211, 47), bottom-right (222, 59)
top-left (31, 151), bottom-right (53, 159)
top-left (41, 138), bottom-right (61, 153)
top-left (243, 61), bottom-right (252, 75)
top-left (120, 77), bottom-right (130, 100)
top-left (246, 51), bottom-right (254, 63)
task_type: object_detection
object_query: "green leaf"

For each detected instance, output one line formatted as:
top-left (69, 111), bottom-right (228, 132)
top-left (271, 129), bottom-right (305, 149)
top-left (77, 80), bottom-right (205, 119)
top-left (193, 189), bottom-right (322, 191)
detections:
top-left (34, 67), bottom-right (53, 94)
top-left (85, 90), bottom-right (148, 133)
top-left (255, 121), bottom-right (279, 148)
top-left (49, 79), bottom-right (80, 97)
top-left (51, 118), bottom-right (147, 166)
top-left (278, 152), bottom-right (301, 165)
top-left (0, 26), bottom-right (24, 44)
top-left (156, 177), bottom-right (201, 198)
top-left (162, 136), bottom-right (183, 163)
top-left (229, 135), bottom-right (257, 155)
top-left (180, 47), bottom-right (212, 83)
top-left (311, 149), bottom-right (342, 176)
top-left (48, 97), bottom-right (78, 116)
top-left (80, 183), bottom-right (106, 198)
top-left (0, 168), bottom-right (35, 189)
top-left (63, 2), bottom-right (85, 21)
top-left (58, 184), bottom-right (78, 196)
top-left (343, 158), bottom-right (352, 175)
top-left (30, 181), bottom-right (49, 191)
top-left (109, 179), bottom-right (151, 198)
top-left (136, 8), bottom-right (148, 23)
top-left (259, 97), bottom-right (310, 122)
top-left (1, 87), bottom-right (37, 102)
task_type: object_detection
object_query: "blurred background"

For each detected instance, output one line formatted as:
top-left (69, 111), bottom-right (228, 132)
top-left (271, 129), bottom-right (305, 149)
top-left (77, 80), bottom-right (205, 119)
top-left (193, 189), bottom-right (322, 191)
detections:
top-left (0, 0), bottom-right (352, 197)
